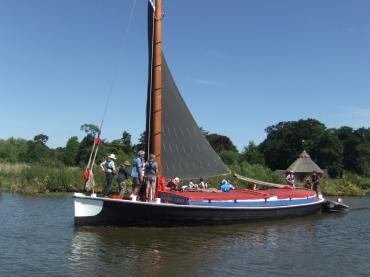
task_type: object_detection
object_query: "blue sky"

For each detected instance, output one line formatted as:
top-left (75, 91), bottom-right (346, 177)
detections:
top-left (0, 0), bottom-right (369, 151)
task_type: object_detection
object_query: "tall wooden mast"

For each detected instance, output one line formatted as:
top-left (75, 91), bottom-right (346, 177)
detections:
top-left (151, 0), bottom-right (163, 176)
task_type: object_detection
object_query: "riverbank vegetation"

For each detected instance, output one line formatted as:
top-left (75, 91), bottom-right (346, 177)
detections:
top-left (1, 119), bottom-right (369, 196)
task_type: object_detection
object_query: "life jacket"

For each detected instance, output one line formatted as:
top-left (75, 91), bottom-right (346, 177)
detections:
top-left (105, 160), bottom-right (115, 173)
top-left (145, 161), bottom-right (157, 176)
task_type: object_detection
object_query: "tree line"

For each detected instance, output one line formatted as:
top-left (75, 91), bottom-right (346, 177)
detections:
top-left (0, 119), bottom-right (369, 179)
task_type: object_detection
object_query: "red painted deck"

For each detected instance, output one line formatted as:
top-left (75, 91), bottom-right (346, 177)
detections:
top-left (166, 188), bottom-right (316, 201)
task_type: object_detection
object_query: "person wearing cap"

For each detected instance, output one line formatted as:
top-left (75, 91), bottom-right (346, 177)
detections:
top-left (100, 153), bottom-right (117, 197)
top-left (117, 161), bottom-right (131, 196)
top-left (144, 154), bottom-right (158, 202)
top-left (131, 150), bottom-right (145, 198)
top-left (285, 170), bottom-right (295, 188)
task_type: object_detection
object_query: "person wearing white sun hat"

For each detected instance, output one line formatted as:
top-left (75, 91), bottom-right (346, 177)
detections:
top-left (100, 153), bottom-right (117, 196)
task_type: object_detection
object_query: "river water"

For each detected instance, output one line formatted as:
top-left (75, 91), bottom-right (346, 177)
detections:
top-left (0, 193), bottom-right (369, 277)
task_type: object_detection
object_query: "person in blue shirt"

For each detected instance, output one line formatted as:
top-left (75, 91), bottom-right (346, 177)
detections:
top-left (131, 150), bottom-right (145, 199)
top-left (219, 179), bottom-right (235, 192)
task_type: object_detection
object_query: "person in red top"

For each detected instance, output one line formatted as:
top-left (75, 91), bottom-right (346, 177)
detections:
top-left (167, 177), bottom-right (180, 191)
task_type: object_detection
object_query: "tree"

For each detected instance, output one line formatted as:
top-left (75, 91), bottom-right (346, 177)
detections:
top-left (121, 131), bottom-right (133, 154)
top-left (80, 124), bottom-right (100, 137)
top-left (353, 128), bottom-right (370, 176)
top-left (134, 131), bottom-right (147, 153)
top-left (336, 126), bottom-right (359, 172)
top-left (261, 119), bottom-right (326, 170)
top-left (63, 136), bottom-right (79, 166)
top-left (219, 150), bottom-right (239, 165)
top-left (205, 133), bottom-right (238, 154)
top-left (240, 141), bottom-right (265, 165)
top-left (0, 138), bottom-right (28, 163)
top-left (33, 134), bottom-right (49, 145)
top-left (25, 140), bottom-right (50, 164)
top-left (75, 135), bottom-right (95, 166)
top-left (316, 129), bottom-right (343, 177)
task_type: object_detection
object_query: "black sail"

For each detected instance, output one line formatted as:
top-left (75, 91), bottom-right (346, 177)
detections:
top-left (146, 1), bottom-right (229, 179)
top-left (160, 56), bottom-right (229, 179)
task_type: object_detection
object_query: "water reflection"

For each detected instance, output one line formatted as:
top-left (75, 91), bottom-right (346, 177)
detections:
top-left (68, 215), bottom-right (325, 276)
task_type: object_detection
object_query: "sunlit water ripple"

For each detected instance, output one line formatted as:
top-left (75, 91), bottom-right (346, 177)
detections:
top-left (0, 193), bottom-right (369, 276)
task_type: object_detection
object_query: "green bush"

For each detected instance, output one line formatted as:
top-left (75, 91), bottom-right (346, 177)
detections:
top-left (0, 163), bottom-right (107, 193)
top-left (321, 178), bottom-right (368, 196)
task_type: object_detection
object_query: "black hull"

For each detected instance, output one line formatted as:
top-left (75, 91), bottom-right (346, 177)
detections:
top-left (74, 195), bottom-right (324, 227)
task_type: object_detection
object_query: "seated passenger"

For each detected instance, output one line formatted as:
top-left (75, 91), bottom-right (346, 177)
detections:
top-left (219, 179), bottom-right (235, 192)
top-left (189, 181), bottom-right (198, 190)
top-left (167, 179), bottom-right (176, 191)
top-left (198, 178), bottom-right (208, 189)
top-left (167, 177), bottom-right (180, 191)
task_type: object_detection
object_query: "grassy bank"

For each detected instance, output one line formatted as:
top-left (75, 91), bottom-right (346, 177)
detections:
top-left (0, 163), bottom-right (105, 194)
top-left (0, 163), bottom-right (369, 196)
top-left (321, 172), bottom-right (370, 196)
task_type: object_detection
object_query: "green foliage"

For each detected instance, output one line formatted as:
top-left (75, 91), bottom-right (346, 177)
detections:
top-left (121, 131), bottom-right (133, 154)
top-left (80, 124), bottom-right (100, 136)
top-left (321, 179), bottom-right (367, 196)
top-left (261, 119), bottom-right (326, 170)
top-left (232, 161), bottom-right (285, 184)
top-left (219, 150), bottom-right (239, 166)
top-left (25, 141), bottom-right (51, 164)
top-left (33, 134), bottom-right (49, 144)
top-left (316, 129), bottom-right (343, 177)
top-left (75, 135), bottom-right (95, 166)
top-left (0, 163), bottom-right (107, 193)
top-left (134, 131), bottom-right (146, 153)
top-left (1, 120), bottom-right (370, 196)
top-left (240, 141), bottom-right (265, 165)
top-left (63, 136), bottom-right (79, 166)
top-left (205, 133), bottom-right (238, 154)
top-left (0, 138), bottom-right (28, 163)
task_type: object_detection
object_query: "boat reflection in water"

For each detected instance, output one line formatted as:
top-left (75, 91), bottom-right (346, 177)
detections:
top-left (69, 215), bottom-right (322, 276)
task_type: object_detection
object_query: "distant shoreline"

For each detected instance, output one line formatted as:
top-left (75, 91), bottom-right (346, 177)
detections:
top-left (0, 163), bottom-right (368, 196)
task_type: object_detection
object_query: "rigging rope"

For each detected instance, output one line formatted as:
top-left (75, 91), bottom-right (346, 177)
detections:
top-left (100, 0), bottom-right (138, 133)
top-left (233, 173), bottom-right (286, 189)
top-left (84, 0), bottom-right (138, 191)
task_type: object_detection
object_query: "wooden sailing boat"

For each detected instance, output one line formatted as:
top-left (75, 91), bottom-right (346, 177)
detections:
top-left (74, 0), bottom-right (325, 227)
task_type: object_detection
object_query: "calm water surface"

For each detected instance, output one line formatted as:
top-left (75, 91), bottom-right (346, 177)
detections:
top-left (0, 193), bottom-right (369, 276)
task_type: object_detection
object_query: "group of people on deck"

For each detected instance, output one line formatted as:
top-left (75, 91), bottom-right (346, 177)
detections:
top-left (98, 150), bottom-right (242, 199)
top-left (99, 150), bottom-right (158, 202)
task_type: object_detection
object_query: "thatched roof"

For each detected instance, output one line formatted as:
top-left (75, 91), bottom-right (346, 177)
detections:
top-left (287, 150), bottom-right (323, 174)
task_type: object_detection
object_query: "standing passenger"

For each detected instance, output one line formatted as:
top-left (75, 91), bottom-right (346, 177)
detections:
top-left (131, 150), bottom-right (145, 199)
top-left (286, 170), bottom-right (295, 188)
top-left (100, 154), bottom-right (117, 197)
top-left (144, 154), bottom-right (158, 202)
top-left (311, 172), bottom-right (320, 196)
top-left (117, 160), bottom-right (130, 196)
top-left (304, 176), bottom-right (312, 190)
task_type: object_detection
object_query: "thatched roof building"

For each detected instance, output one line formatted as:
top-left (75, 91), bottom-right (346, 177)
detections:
top-left (287, 150), bottom-right (324, 182)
